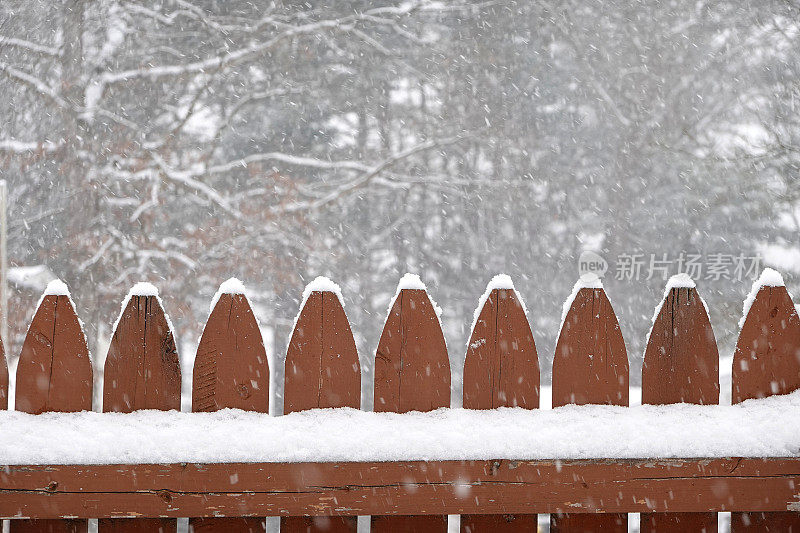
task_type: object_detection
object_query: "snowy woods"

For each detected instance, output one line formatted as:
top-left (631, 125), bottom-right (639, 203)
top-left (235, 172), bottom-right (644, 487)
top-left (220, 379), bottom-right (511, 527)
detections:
top-left (1, 0), bottom-right (799, 386)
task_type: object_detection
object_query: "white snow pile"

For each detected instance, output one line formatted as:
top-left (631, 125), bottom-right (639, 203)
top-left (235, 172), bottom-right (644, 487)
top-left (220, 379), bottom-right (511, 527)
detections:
top-left (2, 391), bottom-right (800, 464)
top-left (558, 273), bottom-right (603, 334)
top-left (469, 274), bottom-right (529, 338)
top-left (739, 268), bottom-right (787, 329)
top-left (42, 279), bottom-right (70, 296)
top-left (209, 277), bottom-right (249, 313)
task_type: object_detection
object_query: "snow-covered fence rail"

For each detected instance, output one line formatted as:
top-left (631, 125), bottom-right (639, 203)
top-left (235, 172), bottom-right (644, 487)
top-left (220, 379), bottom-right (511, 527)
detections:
top-left (1, 271), bottom-right (800, 533)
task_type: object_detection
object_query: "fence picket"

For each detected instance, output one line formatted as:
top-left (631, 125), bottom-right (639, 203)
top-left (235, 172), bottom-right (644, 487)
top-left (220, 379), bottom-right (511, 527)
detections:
top-left (551, 281), bottom-right (628, 533)
top-left (100, 286), bottom-right (180, 533)
top-left (282, 282), bottom-right (359, 533)
top-left (12, 283), bottom-right (92, 533)
top-left (1, 336), bottom-right (7, 410)
top-left (461, 280), bottom-right (539, 533)
top-left (731, 277), bottom-right (800, 532)
top-left (190, 283), bottom-right (268, 533)
top-left (372, 275), bottom-right (449, 533)
top-left (641, 281), bottom-right (719, 533)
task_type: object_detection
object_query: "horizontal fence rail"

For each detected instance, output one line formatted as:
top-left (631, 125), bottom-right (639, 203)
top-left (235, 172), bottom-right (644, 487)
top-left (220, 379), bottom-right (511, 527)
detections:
top-left (0, 270), bottom-right (799, 532)
top-left (2, 459), bottom-right (800, 519)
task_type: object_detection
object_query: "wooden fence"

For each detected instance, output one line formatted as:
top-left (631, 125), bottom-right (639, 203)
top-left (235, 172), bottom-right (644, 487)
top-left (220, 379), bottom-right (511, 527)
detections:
top-left (1, 274), bottom-right (800, 533)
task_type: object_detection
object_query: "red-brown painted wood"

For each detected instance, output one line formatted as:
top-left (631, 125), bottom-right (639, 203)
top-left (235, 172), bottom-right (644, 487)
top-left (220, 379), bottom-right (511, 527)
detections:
top-left (463, 288), bottom-right (539, 409)
top-left (551, 285), bottom-right (628, 533)
top-left (462, 286), bottom-right (538, 532)
top-left (2, 458), bottom-right (800, 518)
top-left (0, 336), bottom-right (7, 410)
top-left (12, 292), bottom-right (92, 533)
top-left (100, 292), bottom-right (180, 533)
top-left (641, 285), bottom-right (719, 532)
top-left (193, 292), bottom-right (269, 413)
top-left (373, 284), bottom-right (450, 532)
top-left (191, 290), bottom-right (268, 533)
top-left (15, 295), bottom-right (93, 414)
top-left (732, 284), bottom-right (800, 532)
top-left (283, 288), bottom-right (359, 533)
top-left (284, 290), bottom-right (360, 412)
top-left (9, 520), bottom-right (88, 532)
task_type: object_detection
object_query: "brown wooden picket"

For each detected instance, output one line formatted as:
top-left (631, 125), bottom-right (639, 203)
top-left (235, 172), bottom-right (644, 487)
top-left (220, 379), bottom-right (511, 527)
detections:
top-left (0, 336), bottom-right (7, 410)
top-left (551, 282), bottom-right (628, 533)
top-left (372, 280), bottom-right (450, 533)
top-left (100, 289), bottom-right (180, 533)
top-left (191, 286), bottom-right (269, 533)
top-left (641, 283), bottom-right (719, 533)
top-left (731, 283), bottom-right (800, 532)
top-left (283, 286), bottom-right (360, 533)
top-left (12, 287), bottom-right (92, 533)
top-left (461, 283), bottom-right (539, 533)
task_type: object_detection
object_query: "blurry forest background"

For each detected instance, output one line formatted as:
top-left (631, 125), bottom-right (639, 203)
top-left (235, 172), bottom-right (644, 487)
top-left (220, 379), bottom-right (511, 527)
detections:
top-left (2, 0), bottom-right (800, 406)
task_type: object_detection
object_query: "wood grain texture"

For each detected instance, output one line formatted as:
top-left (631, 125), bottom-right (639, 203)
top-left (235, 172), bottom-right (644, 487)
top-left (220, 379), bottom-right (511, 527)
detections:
top-left (641, 286), bottom-right (719, 532)
top-left (103, 295), bottom-right (181, 413)
top-left (191, 292), bottom-right (268, 533)
top-left (284, 290), bottom-right (360, 412)
top-left (551, 286), bottom-right (628, 532)
top-left (283, 289), bottom-right (360, 533)
top-left (8, 520), bottom-right (88, 532)
top-left (373, 287), bottom-right (450, 532)
top-left (733, 285), bottom-right (800, 403)
top-left (462, 287), bottom-right (538, 532)
top-left (463, 288), bottom-right (539, 409)
top-left (0, 335), bottom-right (7, 410)
top-left (11, 294), bottom-right (92, 533)
top-left (732, 284), bottom-right (800, 532)
top-left (1, 459), bottom-right (800, 518)
top-left (100, 293), bottom-right (180, 533)
top-left (15, 295), bottom-right (92, 414)
top-left (374, 288), bottom-right (450, 414)
top-left (552, 287), bottom-right (629, 407)
top-left (193, 293), bottom-right (268, 413)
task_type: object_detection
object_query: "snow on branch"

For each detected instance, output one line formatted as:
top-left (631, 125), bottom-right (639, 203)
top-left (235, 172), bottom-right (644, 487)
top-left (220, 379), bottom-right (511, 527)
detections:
top-left (0, 36), bottom-right (61, 57)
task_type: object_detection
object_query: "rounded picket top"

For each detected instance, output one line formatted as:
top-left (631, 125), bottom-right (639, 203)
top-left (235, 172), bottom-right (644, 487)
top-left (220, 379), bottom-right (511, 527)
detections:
top-left (552, 275), bottom-right (628, 408)
top-left (103, 283), bottom-right (181, 413)
top-left (0, 336), bottom-right (7, 410)
top-left (284, 277), bottom-right (360, 413)
top-left (15, 280), bottom-right (92, 414)
top-left (374, 274), bottom-right (450, 414)
top-left (642, 274), bottom-right (719, 405)
top-left (463, 275), bottom-right (539, 409)
top-left (193, 279), bottom-right (269, 413)
top-left (733, 268), bottom-right (800, 404)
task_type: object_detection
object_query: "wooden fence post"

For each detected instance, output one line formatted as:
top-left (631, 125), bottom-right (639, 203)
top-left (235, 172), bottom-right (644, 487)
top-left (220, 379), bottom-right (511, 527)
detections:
top-left (100, 283), bottom-right (180, 533)
top-left (12, 280), bottom-right (92, 533)
top-left (551, 276), bottom-right (628, 533)
top-left (461, 275), bottom-right (539, 533)
top-left (731, 269), bottom-right (800, 532)
top-left (0, 335), bottom-right (7, 410)
top-left (282, 277), bottom-right (360, 533)
top-left (372, 274), bottom-right (450, 533)
top-left (190, 279), bottom-right (269, 533)
top-left (640, 275), bottom-right (719, 533)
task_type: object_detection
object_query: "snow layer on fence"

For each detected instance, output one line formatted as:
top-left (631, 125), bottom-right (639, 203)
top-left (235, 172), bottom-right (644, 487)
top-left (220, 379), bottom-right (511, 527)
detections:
top-left (1, 390), bottom-right (799, 464)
